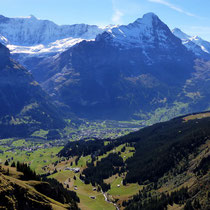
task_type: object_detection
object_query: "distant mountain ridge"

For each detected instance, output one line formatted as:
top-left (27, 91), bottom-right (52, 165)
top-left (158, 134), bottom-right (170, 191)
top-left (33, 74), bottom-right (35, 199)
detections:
top-left (0, 14), bottom-right (114, 59)
top-left (0, 13), bottom-right (209, 68)
top-left (0, 14), bottom-right (209, 60)
top-left (172, 28), bottom-right (210, 58)
top-left (0, 14), bottom-right (105, 45)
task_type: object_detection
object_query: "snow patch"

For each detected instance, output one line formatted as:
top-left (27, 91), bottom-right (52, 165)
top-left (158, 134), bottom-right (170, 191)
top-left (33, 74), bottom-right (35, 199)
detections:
top-left (0, 34), bottom-right (9, 45)
top-left (7, 37), bottom-right (88, 55)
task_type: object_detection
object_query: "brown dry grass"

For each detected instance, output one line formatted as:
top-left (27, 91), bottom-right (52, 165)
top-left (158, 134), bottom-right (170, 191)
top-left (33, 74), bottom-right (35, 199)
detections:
top-left (183, 112), bottom-right (210, 122)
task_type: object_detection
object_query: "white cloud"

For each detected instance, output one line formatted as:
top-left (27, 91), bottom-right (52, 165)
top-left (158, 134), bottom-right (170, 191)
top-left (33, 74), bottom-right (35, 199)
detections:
top-left (111, 0), bottom-right (124, 24)
top-left (111, 0), bottom-right (142, 24)
top-left (148, 0), bottom-right (197, 17)
top-left (112, 9), bottom-right (124, 23)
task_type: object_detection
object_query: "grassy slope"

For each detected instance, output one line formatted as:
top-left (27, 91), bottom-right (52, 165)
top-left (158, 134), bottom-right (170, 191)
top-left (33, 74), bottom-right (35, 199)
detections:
top-left (0, 166), bottom-right (68, 209)
top-left (107, 176), bottom-right (141, 197)
top-left (0, 144), bottom-right (62, 174)
top-left (49, 169), bottom-right (115, 210)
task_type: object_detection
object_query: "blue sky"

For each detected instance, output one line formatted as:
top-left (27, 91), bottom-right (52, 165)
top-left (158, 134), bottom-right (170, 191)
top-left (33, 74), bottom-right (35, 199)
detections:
top-left (1, 0), bottom-right (210, 41)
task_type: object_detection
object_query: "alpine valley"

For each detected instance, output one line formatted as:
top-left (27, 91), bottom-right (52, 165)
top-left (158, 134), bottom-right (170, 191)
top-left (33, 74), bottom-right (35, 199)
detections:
top-left (0, 13), bottom-right (209, 210)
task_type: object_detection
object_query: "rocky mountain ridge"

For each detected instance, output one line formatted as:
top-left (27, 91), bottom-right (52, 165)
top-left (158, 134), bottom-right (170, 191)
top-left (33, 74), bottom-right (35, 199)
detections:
top-left (97, 13), bottom-right (179, 50)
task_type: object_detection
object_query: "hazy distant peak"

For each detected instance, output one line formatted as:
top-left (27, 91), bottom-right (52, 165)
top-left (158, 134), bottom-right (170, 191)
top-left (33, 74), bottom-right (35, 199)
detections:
top-left (172, 28), bottom-right (210, 55)
top-left (172, 28), bottom-right (190, 40)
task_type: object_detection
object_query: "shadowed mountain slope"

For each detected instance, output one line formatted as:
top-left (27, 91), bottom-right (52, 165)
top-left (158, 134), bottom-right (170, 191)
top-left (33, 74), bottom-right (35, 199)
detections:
top-left (0, 43), bottom-right (65, 138)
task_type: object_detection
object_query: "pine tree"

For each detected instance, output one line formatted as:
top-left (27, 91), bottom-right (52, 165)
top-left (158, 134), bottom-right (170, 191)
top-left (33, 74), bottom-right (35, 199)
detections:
top-left (16, 161), bottom-right (20, 171)
top-left (193, 199), bottom-right (201, 209)
top-left (184, 200), bottom-right (193, 210)
top-left (11, 161), bottom-right (15, 167)
top-left (4, 160), bottom-right (9, 166)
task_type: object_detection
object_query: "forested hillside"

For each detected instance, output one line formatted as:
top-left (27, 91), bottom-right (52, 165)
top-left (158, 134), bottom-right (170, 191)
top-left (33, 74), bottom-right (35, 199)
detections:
top-left (59, 111), bottom-right (210, 209)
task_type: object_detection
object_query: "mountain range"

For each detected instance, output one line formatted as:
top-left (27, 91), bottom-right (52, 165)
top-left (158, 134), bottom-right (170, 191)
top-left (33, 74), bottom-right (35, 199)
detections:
top-left (0, 13), bottom-right (210, 135)
top-left (37, 13), bottom-right (196, 119)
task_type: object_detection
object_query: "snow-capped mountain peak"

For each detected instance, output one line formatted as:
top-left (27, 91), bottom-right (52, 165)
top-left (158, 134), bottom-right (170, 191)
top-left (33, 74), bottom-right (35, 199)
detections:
top-left (135, 12), bottom-right (158, 25)
top-left (172, 28), bottom-right (190, 41)
top-left (172, 28), bottom-right (210, 55)
top-left (28, 15), bottom-right (37, 20)
top-left (96, 13), bottom-right (178, 49)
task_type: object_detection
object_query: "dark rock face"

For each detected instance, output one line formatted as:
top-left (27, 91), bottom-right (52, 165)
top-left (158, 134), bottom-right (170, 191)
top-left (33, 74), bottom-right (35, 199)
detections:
top-left (0, 43), bottom-right (10, 67)
top-left (0, 44), bottom-right (64, 137)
